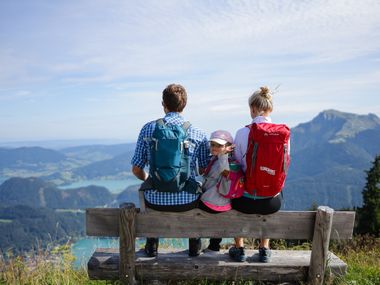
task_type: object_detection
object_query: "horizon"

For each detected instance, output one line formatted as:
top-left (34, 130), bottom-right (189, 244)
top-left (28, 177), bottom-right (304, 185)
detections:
top-left (0, 108), bottom-right (378, 149)
top-left (1, 1), bottom-right (380, 142)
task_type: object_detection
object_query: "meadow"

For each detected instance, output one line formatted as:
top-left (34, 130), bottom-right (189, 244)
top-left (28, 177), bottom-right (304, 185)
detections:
top-left (1, 236), bottom-right (379, 285)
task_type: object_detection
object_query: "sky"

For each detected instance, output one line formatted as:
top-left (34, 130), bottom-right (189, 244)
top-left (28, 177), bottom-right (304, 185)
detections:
top-left (1, 0), bottom-right (380, 143)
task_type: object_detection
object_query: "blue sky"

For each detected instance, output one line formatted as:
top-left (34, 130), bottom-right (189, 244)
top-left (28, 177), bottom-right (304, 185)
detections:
top-left (1, 0), bottom-right (380, 143)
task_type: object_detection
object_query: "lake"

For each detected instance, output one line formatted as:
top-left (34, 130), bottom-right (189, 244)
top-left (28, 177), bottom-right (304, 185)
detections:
top-left (59, 177), bottom-right (140, 194)
top-left (60, 177), bottom-right (141, 265)
top-left (0, 177), bottom-right (6, 184)
top-left (72, 237), bottom-right (193, 268)
top-left (64, 177), bottom-right (231, 267)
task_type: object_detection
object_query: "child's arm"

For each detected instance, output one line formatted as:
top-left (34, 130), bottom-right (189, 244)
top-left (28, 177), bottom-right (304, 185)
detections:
top-left (217, 153), bottom-right (230, 175)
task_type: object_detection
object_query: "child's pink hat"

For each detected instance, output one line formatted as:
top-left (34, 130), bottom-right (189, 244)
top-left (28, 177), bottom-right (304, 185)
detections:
top-left (209, 130), bottom-right (233, 145)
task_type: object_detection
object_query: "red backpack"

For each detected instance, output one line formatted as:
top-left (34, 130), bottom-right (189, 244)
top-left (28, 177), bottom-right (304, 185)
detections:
top-left (245, 123), bottom-right (290, 197)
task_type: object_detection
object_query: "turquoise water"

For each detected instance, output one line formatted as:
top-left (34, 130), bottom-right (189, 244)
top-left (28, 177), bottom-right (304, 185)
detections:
top-left (59, 177), bottom-right (140, 194)
top-left (72, 237), bottom-right (234, 268)
top-left (72, 237), bottom-right (192, 268)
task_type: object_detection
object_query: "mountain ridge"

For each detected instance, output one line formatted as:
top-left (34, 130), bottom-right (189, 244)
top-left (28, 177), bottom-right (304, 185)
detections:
top-left (0, 109), bottom-right (379, 211)
top-left (284, 109), bottom-right (380, 209)
top-left (0, 177), bottom-right (114, 209)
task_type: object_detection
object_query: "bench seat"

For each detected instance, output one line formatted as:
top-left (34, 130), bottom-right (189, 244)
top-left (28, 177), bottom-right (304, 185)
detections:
top-left (88, 248), bottom-right (347, 282)
top-left (86, 205), bottom-right (355, 284)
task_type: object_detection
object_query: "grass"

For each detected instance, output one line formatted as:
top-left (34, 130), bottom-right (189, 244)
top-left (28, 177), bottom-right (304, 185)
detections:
top-left (0, 245), bottom-right (106, 285)
top-left (1, 236), bottom-right (379, 285)
top-left (329, 235), bottom-right (380, 285)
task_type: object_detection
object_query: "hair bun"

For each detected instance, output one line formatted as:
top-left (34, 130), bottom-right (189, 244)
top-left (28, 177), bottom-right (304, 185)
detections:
top-left (260, 86), bottom-right (272, 99)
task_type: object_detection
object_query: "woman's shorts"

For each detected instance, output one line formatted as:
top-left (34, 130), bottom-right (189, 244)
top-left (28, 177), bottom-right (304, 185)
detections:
top-left (231, 194), bottom-right (282, 215)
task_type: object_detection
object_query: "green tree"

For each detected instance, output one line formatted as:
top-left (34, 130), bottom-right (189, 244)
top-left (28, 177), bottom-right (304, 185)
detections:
top-left (356, 155), bottom-right (380, 236)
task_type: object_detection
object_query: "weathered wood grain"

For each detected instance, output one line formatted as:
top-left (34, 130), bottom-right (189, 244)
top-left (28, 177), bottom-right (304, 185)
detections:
top-left (308, 206), bottom-right (334, 285)
top-left (119, 203), bottom-right (136, 284)
top-left (138, 190), bottom-right (146, 213)
top-left (86, 208), bottom-right (355, 240)
top-left (86, 208), bottom-right (120, 237)
top-left (88, 248), bottom-right (347, 282)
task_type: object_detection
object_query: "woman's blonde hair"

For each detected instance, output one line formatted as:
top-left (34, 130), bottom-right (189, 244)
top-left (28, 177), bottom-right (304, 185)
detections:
top-left (248, 86), bottom-right (273, 114)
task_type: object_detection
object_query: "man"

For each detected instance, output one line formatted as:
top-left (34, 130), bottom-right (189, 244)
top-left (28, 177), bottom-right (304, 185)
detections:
top-left (131, 83), bottom-right (209, 257)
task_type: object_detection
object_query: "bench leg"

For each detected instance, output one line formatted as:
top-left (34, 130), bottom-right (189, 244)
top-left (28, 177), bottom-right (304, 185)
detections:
top-left (308, 206), bottom-right (334, 285)
top-left (119, 203), bottom-right (137, 284)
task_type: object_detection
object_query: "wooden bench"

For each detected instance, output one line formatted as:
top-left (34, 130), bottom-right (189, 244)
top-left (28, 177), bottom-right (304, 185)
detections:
top-left (86, 203), bottom-right (355, 285)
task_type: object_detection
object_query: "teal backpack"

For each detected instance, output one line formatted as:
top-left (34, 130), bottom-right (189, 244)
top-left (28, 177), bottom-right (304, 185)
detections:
top-left (148, 119), bottom-right (191, 192)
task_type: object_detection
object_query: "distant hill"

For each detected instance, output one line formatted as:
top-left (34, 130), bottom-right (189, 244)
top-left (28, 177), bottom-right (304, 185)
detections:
top-left (1, 110), bottom-right (379, 211)
top-left (0, 177), bottom-right (114, 209)
top-left (61, 143), bottom-right (136, 162)
top-left (284, 109), bottom-right (380, 210)
top-left (72, 151), bottom-right (134, 179)
top-left (0, 143), bottom-right (136, 184)
top-left (114, 184), bottom-right (140, 207)
top-left (0, 205), bottom-right (84, 253)
top-left (0, 147), bottom-right (66, 168)
top-left (0, 177), bottom-right (115, 253)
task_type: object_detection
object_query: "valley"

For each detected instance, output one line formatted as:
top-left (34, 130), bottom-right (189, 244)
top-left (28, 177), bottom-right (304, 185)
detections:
top-left (1, 109), bottom-right (379, 255)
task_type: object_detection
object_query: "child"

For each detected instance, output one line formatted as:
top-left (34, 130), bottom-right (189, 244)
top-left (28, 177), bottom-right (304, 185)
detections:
top-left (229, 86), bottom-right (289, 263)
top-left (199, 130), bottom-right (234, 252)
top-left (200, 130), bottom-right (235, 212)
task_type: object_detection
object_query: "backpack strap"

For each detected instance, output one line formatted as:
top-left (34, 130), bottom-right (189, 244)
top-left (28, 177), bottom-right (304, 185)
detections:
top-left (247, 123), bottom-right (259, 176)
top-left (181, 121), bottom-right (191, 133)
top-left (156, 118), bottom-right (165, 126)
top-left (156, 118), bottom-right (190, 132)
top-left (249, 142), bottom-right (259, 176)
top-left (204, 156), bottom-right (217, 176)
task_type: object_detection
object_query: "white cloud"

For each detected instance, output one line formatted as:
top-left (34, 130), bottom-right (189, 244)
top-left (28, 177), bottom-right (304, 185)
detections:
top-left (2, 0), bottom-right (380, 84)
top-left (0, 0), bottom-right (380, 140)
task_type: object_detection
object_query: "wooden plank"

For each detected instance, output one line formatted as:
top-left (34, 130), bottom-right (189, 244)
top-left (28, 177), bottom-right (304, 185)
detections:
top-left (136, 209), bottom-right (315, 239)
top-left (88, 249), bottom-right (119, 280)
top-left (86, 208), bottom-right (355, 240)
top-left (119, 203), bottom-right (136, 284)
top-left (308, 206), bottom-right (334, 285)
top-left (138, 190), bottom-right (146, 213)
top-left (88, 248), bottom-right (347, 282)
top-left (86, 208), bottom-right (120, 237)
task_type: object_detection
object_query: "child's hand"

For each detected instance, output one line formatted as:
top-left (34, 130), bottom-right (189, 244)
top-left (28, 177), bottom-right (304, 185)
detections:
top-left (221, 169), bottom-right (230, 177)
top-left (225, 144), bottom-right (235, 154)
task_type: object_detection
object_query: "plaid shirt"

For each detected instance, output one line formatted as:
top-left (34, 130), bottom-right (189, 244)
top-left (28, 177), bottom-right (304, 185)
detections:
top-left (131, 112), bottom-right (210, 205)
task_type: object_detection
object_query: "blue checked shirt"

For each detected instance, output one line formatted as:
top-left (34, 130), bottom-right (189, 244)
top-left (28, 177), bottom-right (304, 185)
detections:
top-left (131, 112), bottom-right (210, 205)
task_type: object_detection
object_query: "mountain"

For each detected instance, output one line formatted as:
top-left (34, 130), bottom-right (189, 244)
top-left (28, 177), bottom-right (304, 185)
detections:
top-left (0, 205), bottom-right (84, 253)
top-left (0, 147), bottom-right (66, 168)
top-left (0, 177), bottom-right (114, 209)
top-left (0, 143), bottom-right (136, 184)
top-left (284, 109), bottom-right (380, 210)
top-left (72, 151), bottom-right (134, 179)
top-left (0, 177), bottom-right (115, 253)
top-left (61, 143), bottom-right (135, 162)
top-left (1, 110), bottom-right (378, 212)
top-left (114, 184), bottom-right (140, 207)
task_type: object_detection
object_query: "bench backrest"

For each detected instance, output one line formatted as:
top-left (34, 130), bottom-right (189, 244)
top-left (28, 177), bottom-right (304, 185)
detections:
top-left (86, 207), bottom-right (355, 240)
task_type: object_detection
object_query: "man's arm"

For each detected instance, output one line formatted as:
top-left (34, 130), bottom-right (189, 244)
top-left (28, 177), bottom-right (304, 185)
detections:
top-left (131, 122), bottom-right (152, 181)
top-left (132, 165), bottom-right (148, 181)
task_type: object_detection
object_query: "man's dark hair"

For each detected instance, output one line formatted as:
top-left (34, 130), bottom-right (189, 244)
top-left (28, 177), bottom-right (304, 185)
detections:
top-left (162, 84), bottom-right (187, 112)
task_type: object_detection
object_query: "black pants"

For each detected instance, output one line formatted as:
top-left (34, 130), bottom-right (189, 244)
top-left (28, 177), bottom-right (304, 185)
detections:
top-left (231, 194), bottom-right (282, 214)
